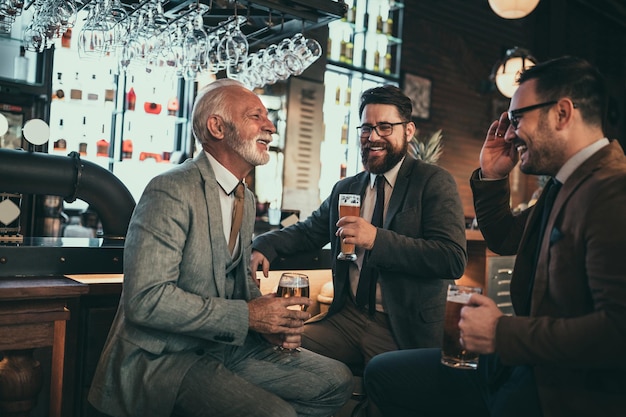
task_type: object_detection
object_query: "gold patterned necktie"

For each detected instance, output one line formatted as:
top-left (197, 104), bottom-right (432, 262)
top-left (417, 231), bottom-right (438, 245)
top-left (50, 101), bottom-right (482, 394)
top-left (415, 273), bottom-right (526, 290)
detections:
top-left (228, 182), bottom-right (245, 254)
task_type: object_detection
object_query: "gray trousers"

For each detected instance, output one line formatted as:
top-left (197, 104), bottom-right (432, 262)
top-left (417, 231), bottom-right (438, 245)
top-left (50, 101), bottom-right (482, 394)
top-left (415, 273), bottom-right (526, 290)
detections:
top-left (173, 332), bottom-right (353, 417)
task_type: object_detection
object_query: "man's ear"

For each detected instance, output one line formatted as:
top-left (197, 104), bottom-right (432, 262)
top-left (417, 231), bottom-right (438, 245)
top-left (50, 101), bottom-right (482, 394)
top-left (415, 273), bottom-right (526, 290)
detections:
top-left (555, 98), bottom-right (576, 130)
top-left (405, 120), bottom-right (416, 141)
top-left (207, 115), bottom-right (224, 139)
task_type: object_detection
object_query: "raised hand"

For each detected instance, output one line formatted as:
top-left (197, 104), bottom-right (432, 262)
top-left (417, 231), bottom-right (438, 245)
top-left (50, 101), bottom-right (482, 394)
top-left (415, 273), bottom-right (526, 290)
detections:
top-left (479, 112), bottom-right (518, 179)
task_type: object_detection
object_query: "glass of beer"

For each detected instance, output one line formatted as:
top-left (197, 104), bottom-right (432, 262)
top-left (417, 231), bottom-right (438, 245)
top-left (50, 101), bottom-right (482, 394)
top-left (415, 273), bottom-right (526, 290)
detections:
top-left (337, 193), bottom-right (361, 261)
top-left (276, 272), bottom-right (310, 311)
top-left (275, 272), bottom-right (310, 353)
top-left (441, 284), bottom-right (483, 370)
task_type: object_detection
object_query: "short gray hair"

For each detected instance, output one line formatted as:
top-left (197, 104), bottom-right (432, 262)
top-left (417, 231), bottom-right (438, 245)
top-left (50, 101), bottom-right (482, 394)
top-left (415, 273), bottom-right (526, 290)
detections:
top-left (192, 78), bottom-right (248, 145)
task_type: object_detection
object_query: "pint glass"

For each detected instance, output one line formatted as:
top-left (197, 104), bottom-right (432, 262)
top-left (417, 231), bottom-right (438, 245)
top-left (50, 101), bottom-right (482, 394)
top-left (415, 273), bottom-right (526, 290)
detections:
top-left (337, 194), bottom-right (360, 261)
top-left (441, 284), bottom-right (483, 370)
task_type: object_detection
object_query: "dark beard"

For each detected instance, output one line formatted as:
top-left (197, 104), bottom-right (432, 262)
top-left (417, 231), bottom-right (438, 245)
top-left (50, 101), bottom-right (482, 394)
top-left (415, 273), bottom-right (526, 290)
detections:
top-left (361, 134), bottom-right (408, 174)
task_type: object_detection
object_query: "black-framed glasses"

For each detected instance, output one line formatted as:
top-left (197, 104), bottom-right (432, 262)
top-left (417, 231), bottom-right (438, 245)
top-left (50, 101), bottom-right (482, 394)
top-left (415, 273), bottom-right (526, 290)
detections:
top-left (356, 121), bottom-right (408, 139)
top-left (507, 101), bottom-right (558, 130)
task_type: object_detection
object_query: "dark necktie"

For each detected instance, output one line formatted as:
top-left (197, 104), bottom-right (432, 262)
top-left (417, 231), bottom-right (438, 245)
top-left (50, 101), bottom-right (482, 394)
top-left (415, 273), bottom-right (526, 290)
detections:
top-left (228, 182), bottom-right (245, 254)
top-left (356, 175), bottom-right (385, 311)
top-left (524, 177), bottom-right (562, 314)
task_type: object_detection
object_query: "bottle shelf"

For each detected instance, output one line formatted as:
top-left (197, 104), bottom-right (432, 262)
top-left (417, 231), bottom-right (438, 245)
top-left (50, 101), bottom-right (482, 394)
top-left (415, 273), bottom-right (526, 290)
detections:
top-left (320, 0), bottom-right (403, 197)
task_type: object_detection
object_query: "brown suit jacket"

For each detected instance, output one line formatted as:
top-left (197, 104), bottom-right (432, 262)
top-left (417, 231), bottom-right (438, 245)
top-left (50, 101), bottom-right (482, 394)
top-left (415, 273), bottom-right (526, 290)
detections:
top-left (470, 140), bottom-right (626, 417)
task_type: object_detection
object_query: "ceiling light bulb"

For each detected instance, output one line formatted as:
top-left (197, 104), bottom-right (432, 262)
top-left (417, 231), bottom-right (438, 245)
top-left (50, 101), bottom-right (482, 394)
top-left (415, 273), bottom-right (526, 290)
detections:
top-left (488, 0), bottom-right (540, 19)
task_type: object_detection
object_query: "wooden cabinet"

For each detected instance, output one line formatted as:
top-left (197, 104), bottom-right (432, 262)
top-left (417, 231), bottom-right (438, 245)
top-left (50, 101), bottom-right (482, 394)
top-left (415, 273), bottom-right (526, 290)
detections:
top-left (0, 276), bottom-right (88, 417)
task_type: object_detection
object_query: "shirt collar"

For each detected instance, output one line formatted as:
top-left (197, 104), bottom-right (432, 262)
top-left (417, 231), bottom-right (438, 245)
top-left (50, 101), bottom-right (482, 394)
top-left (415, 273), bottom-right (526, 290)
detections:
top-left (205, 151), bottom-right (242, 195)
top-left (369, 156), bottom-right (404, 188)
top-left (555, 138), bottom-right (609, 184)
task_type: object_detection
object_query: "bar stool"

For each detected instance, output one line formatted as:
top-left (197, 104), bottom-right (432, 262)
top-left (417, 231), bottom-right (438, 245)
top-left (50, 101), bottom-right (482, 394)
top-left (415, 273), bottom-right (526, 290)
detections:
top-left (350, 373), bottom-right (368, 417)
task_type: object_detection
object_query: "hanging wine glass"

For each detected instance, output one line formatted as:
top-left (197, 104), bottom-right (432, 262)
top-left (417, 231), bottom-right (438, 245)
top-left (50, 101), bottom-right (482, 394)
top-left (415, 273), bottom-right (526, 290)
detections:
top-left (207, 25), bottom-right (226, 73)
top-left (278, 37), bottom-right (304, 77)
top-left (77, 1), bottom-right (108, 59)
top-left (265, 44), bottom-right (289, 81)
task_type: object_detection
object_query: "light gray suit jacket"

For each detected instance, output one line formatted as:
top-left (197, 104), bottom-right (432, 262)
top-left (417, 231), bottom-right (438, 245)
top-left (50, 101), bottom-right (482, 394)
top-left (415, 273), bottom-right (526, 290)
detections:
top-left (89, 152), bottom-right (261, 417)
top-left (253, 157), bottom-right (467, 349)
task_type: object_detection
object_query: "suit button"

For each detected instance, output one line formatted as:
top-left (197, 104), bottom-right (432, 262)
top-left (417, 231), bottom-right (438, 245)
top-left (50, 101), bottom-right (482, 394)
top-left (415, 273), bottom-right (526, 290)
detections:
top-left (195, 349), bottom-right (205, 356)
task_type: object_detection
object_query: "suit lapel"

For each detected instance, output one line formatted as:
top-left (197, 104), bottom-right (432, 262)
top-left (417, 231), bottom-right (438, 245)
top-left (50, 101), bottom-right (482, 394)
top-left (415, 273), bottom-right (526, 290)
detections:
top-left (530, 142), bottom-right (618, 314)
top-left (193, 152), bottom-right (228, 297)
top-left (385, 157), bottom-right (414, 228)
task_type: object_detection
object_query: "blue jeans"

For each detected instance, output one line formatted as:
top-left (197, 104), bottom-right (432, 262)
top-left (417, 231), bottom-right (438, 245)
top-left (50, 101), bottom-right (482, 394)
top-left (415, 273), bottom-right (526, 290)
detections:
top-left (364, 348), bottom-right (543, 417)
top-left (173, 332), bottom-right (353, 417)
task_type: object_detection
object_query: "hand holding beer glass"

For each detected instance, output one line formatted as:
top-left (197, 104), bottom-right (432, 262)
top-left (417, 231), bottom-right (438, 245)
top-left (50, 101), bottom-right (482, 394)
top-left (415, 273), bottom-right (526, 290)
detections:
top-left (275, 272), bottom-right (310, 353)
top-left (441, 284), bottom-right (483, 370)
top-left (337, 194), bottom-right (361, 261)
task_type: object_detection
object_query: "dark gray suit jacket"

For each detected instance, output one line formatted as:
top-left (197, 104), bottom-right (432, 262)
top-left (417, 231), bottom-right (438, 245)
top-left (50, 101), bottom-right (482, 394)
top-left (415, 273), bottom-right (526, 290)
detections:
top-left (89, 152), bottom-right (260, 417)
top-left (253, 156), bottom-right (467, 349)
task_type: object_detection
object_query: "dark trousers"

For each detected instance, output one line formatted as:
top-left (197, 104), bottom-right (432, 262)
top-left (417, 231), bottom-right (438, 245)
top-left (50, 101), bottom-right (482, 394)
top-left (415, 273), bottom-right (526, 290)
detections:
top-left (364, 348), bottom-right (543, 417)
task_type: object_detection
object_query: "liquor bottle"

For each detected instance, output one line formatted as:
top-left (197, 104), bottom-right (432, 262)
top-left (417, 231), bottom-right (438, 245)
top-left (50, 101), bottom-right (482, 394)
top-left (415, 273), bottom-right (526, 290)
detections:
top-left (144, 88), bottom-right (162, 115)
top-left (70, 72), bottom-right (82, 100)
top-left (373, 49), bottom-right (381, 72)
top-left (52, 119), bottom-right (67, 155)
top-left (376, 5), bottom-right (384, 34)
top-left (345, 86), bottom-right (351, 107)
top-left (96, 125), bottom-right (109, 157)
top-left (122, 140), bottom-right (133, 160)
top-left (79, 116), bottom-right (88, 156)
top-left (326, 37), bottom-right (332, 59)
top-left (385, 16), bottom-right (394, 37)
top-left (126, 77), bottom-right (136, 111)
top-left (335, 85), bottom-right (341, 105)
top-left (167, 96), bottom-right (179, 116)
top-left (339, 37), bottom-right (347, 63)
top-left (345, 33), bottom-right (354, 65)
top-left (384, 45), bottom-right (393, 75)
top-left (340, 163), bottom-right (347, 179)
top-left (52, 72), bottom-right (65, 101)
top-left (346, 1), bottom-right (356, 24)
top-left (86, 74), bottom-right (99, 102)
top-left (122, 121), bottom-right (133, 160)
top-left (340, 114), bottom-right (349, 145)
top-left (104, 70), bottom-right (116, 104)
top-left (340, 122), bottom-right (349, 145)
top-left (61, 27), bottom-right (72, 48)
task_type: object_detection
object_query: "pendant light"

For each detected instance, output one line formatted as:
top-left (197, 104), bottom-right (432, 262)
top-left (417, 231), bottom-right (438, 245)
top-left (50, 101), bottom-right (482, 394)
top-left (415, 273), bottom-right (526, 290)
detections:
top-left (488, 0), bottom-right (540, 19)
top-left (492, 47), bottom-right (537, 98)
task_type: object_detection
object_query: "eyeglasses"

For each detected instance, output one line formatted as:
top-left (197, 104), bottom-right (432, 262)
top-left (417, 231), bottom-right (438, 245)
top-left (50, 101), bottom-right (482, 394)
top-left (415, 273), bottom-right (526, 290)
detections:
top-left (356, 122), bottom-right (408, 139)
top-left (507, 101), bottom-right (558, 130)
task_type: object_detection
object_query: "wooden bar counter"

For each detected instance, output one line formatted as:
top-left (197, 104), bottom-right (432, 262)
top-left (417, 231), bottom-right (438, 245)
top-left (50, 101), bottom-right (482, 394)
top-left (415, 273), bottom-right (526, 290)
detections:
top-left (0, 276), bottom-right (88, 417)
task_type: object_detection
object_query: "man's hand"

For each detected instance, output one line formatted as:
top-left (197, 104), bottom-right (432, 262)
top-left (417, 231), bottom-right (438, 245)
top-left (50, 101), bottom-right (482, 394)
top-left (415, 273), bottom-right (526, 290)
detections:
top-left (248, 293), bottom-right (311, 336)
top-left (479, 112), bottom-right (518, 179)
top-left (458, 293), bottom-right (503, 354)
top-left (336, 216), bottom-right (378, 251)
top-left (250, 250), bottom-right (270, 286)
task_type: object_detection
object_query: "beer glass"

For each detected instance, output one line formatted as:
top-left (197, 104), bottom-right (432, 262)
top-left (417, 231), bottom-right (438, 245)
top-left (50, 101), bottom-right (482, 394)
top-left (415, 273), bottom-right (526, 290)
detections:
top-left (337, 194), bottom-right (361, 261)
top-left (276, 272), bottom-right (310, 311)
top-left (441, 284), bottom-right (483, 370)
top-left (275, 272), bottom-right (309, 353)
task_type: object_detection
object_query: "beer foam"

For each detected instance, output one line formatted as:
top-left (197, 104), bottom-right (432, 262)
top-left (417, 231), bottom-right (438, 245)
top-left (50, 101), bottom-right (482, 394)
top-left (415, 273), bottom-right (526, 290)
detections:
top-left (447, 293), bottom-right (472, 304)
top-left (279, 282), bottom-right (308, 288)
